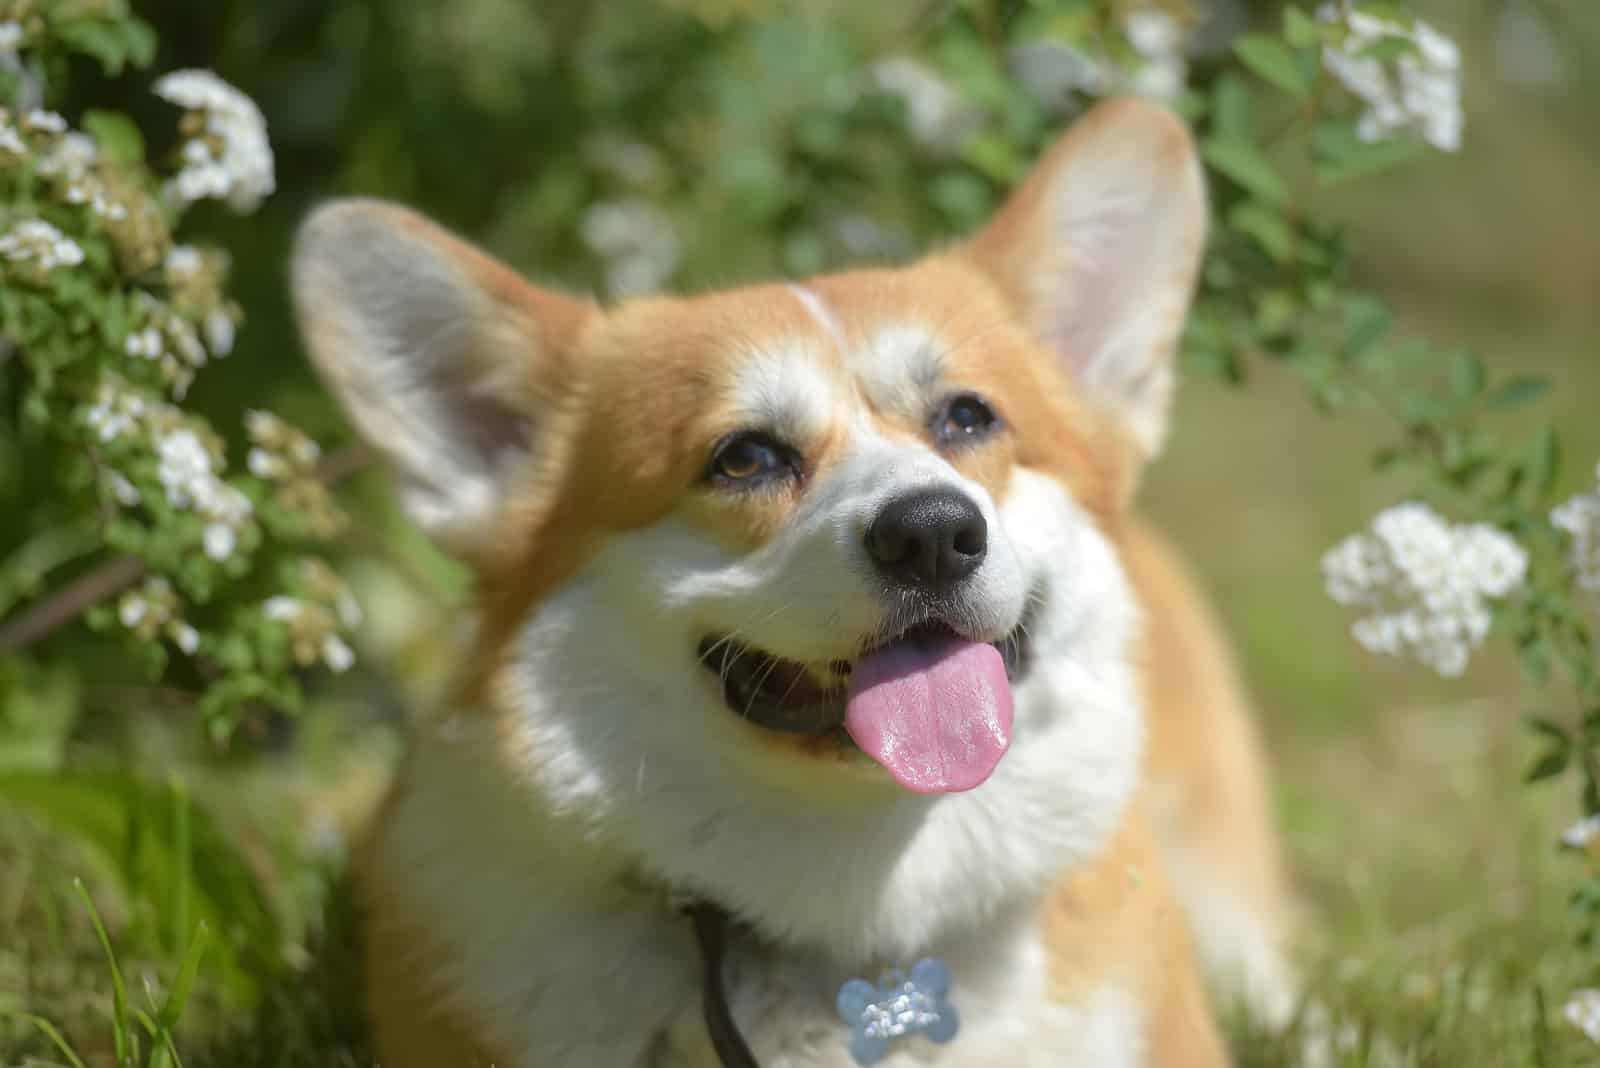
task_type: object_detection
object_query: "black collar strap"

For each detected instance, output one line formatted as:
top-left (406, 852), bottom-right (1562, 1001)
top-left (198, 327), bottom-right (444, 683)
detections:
top-left (685, 900), bottom-right (763, 1068)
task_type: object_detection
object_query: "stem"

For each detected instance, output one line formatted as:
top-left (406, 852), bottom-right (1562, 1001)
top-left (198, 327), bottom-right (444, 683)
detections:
top-left (0, 445), bottom-right (371, 655)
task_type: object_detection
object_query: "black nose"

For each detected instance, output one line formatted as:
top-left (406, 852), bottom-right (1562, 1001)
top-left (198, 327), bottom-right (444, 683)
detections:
top-left (865, 488), bottom-right (988, 591)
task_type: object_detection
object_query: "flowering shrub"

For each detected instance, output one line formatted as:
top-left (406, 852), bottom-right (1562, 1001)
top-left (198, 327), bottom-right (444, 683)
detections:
top-left (0, 4), bottom-right (357, 733)
top-left (3, 0), bottom-right (1598, 1057)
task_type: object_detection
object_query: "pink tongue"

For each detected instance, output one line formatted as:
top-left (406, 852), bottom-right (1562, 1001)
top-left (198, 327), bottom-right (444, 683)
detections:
top-left (844, 635), bottom-right (1013, 794)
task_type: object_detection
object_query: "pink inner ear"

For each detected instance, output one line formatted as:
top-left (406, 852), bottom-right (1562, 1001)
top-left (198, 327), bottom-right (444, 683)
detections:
top-left (964, 100), bottom-right (1207, 456)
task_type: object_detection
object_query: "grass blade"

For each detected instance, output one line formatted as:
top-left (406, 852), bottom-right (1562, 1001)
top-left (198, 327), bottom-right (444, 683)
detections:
top-left (74, 877), bottom-right (131, 1066)
top-left (2, 1011), bottom-right (90, 1068)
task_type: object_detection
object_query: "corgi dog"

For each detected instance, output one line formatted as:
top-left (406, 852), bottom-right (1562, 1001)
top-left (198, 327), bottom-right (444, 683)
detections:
top-left (291, 97), bottom-right (1296, 1067)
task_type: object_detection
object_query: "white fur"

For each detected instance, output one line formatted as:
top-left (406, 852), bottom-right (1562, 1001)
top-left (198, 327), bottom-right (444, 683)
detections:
top-left (365, 458), bottom-right (1148, 1065)
top-left (788, 285), bottom-right (848, 351)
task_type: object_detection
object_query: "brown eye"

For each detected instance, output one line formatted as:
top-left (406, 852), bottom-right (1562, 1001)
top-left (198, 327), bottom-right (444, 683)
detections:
top-left (706, 432), bottom-right (797, 487)
top-left (932, 392), bottom-right (1001, 448)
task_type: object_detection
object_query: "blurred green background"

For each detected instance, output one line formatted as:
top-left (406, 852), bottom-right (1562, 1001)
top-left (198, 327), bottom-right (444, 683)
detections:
top-left (5, 0), bottom-right (1600, 1063)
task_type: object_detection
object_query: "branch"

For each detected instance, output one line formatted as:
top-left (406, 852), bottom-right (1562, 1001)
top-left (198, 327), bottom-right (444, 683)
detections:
top-left (0, 444), bottom-right (372, 655)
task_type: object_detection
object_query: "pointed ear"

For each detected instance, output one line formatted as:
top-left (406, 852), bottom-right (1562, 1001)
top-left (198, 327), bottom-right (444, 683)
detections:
top-left (291, 198), bottom-right (593, 561)
top-left (961, 97), bottom-right (1207, 459)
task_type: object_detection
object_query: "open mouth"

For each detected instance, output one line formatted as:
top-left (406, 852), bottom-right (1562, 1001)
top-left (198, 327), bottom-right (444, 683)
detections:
top-left (696, 610), bottom-right (1036, 738)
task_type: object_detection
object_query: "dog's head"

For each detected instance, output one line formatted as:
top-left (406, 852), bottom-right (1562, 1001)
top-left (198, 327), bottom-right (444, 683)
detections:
top-left (293, 98), bottom-right (1206, 960)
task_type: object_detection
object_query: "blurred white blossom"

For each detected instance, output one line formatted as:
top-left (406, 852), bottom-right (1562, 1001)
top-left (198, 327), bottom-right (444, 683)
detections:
top-left (1561, 814), bottom-right (1600, 852)
top-left (0, 22), bottom-right (22, 59)
top-left (1318, 4), bottom-right (1462, 153)
top-left (23, 109), bottom-right (66, 134)
top-left (1553, 463), bottom-right (1600, 607)
top-left (0, 219), bottom-right (85, 272)
top-left (580, 198), bottom-right (682, 298)
top-left (870, 57), bottom-right (981, 152)
top-left (1565, 989), bottom-right (1600, 1044)
top-left (35, 131), bottom-right (97, 179)
top-left (1124, 8), bottom-right (1187, 102)
top-left (1322, 502), bottom-right (1527, 677)
top-left (154, 69), bottom-right (276, 213)
top-left (584, 131), bottom-right (665, 186)
top-left (1008, 39), bottom-right (1111, 110)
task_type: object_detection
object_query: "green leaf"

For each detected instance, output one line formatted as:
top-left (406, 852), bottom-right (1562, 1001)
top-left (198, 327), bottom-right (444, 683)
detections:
top-left (83, 110), bottom-right (146, 166)
top-left (1341, 297), bottom-right (1392, 361)
top-left (1528, 424), bottom-right (1562, 501)
top-left (1449, 351), bottom-right (1486, 403)
top-left (1209, 75), bottom-right (1254, 142)
top-left (1234, 34), bottom-right (1311, 98)
top-left (1202, 136), bottom-right (1288, 205)
top-left (1, 1013), bottom-right (89, 1068)
top-left (1283, 8), bottom-right (1323, 49)
top-left (1229, 201), bottom-right (1296, 263)
top-left (76, 878), bottom-right (132, 1063)
top-left (1525, 717), bottom-right (1571, 743)
top-left (1525, 746), bottom-right (1570, 783)
top-left (1486, 377), bottom-right (1551, 410)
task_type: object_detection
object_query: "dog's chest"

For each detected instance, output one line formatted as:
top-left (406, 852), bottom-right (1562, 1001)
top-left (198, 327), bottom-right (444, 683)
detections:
top-left (654, 920), bottom-right (1145, 1068)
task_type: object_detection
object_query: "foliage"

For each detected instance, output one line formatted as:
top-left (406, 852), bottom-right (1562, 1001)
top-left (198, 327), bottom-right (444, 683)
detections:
top-left (2, 0), bottom-right (1598, 1062)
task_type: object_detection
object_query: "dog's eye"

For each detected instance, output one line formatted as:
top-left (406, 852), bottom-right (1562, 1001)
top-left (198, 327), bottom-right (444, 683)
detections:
top-left (707, 432), bottom-right (796, 486)
top-left (932, 393), bottom-right (1001, 447)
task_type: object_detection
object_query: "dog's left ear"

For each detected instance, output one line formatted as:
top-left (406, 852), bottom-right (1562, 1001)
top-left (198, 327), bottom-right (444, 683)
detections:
top-left (961, 97), bottom-right (1207, 459)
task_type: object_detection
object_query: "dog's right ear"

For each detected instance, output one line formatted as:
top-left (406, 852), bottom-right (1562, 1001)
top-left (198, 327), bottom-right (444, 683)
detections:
top-left (292, 199), bottom-right (592, 565)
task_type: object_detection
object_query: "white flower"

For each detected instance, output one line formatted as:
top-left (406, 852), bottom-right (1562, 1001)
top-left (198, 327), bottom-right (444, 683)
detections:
top-left (0, 116), bottom-right (24, 156)
top-left (1318, 4), bottom-right (1463, 153)
top-left (1008, 39), bottom-right (1112, 110)
top-left (1565, 989), bottom-right (1600, 1044)
top-left (1553, 463), bottom-right (1600, 605)
top-left (247, 447), bottom-right (281, 479)
top-left (125, 326), bottom-right (164, 359)
top-left (204, 308), bottom-right (235, 357)
top-left (24, 110), bottom-right (66, 134)
top-left (263, 596), bottom-right (303, 622)
top-left (1562, 814), bottom-right (1600, 851)
top-left (154, 70), bottom-right (276, 213)
top-left (118, 595), bottom-right (148, 628)
top-left (202, 522), bottom-right (236, 561)
top-left (0, 219), bottom-right (85, 272)
top-left (156, 428), bottom-right (214, 507)
top-left (170, 622), bottom-right (200, 655)
top-left (579, 198), bottom-right (682, 298)
top-left (1125, 9), bottom-right (1182, 58)
top-left (1322, 502), bottom-right (1527, 677)
top-left (165, 245), bottom-right (203, 280)
top-left (1124, 8), bottom-right (1189, 102)
top-left (870, 57), bottom-right (981, 152)
top-left (336, 589), bottom-right (364, 629)
top-left (320, 634), bottom-right (355, 674)
top-left (0, 22), bottom-right (22, 59)
top-left (36, 132), bottom-right (97, 179)
top-left (106, 471), bottom-right (142, 507)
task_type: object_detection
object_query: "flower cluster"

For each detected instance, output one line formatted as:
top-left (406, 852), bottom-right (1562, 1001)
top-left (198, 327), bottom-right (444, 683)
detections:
top-left (0, 218), bottom-right (84, 275)
top-left (1553, 463), bottom-right (1600, 609)
top-left (1007, 6), bottom-right (1188, 112)
top-left (1318, 4), bottom-right (1463, 153)
top-left (1322, 502), bottom-right (1527, 677)
top-left (83, 375), bottom-right (256, 562)
top-left (579, 198), bottom-right (683, 298)
top-left (1123, 8), bottom-right (1187, 102)
top-left (262, 559), bottom-right (362, 675)
top-left (1566, 989), bottom-right (1600, 1045)
top-left (153, 70), bottom-right (276, 214)
top-left (870, 57), bottom-right (983, 153)
top-left (246, 410), bottom-right (345, 538)
top-left (117, 575), bottom-right (200, 655)
top-left (1561, 814), bottom-right (1600, 857)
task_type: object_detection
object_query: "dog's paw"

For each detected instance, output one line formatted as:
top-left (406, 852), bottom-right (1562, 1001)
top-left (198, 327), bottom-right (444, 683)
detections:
top-left (836, 959), bottom-right (960, 1065)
